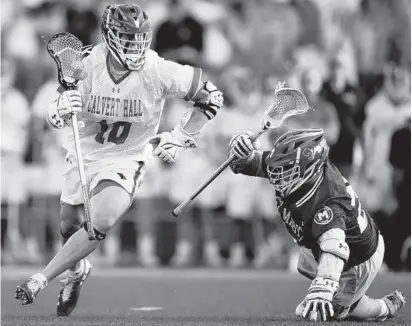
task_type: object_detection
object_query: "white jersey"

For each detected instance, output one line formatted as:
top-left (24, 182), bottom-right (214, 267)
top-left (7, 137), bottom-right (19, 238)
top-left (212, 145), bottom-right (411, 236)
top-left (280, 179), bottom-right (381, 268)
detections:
top-left (62, 43), bottom-right (202, 163)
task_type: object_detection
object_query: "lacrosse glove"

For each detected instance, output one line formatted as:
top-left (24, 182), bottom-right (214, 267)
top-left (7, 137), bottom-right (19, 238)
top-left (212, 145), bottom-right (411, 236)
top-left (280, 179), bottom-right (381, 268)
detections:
top-left (149, 125), bottom-right (198, 164)
top-left (46, 90), bottom-right (82, 129)
top-left (296, 276), bottom-right (339, 322)
top-left (229, 131), bottom-right (260, 163)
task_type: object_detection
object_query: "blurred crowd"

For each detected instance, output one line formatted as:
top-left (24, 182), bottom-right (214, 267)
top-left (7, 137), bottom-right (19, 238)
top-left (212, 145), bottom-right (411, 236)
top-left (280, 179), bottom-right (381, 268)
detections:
top-left (1, 0), bottom-right (411, 271)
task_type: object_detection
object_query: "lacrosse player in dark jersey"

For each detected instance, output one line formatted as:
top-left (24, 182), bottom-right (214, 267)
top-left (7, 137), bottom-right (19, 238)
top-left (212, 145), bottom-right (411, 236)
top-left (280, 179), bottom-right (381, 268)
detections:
top-left (228, 128), bottom-right (406, 322)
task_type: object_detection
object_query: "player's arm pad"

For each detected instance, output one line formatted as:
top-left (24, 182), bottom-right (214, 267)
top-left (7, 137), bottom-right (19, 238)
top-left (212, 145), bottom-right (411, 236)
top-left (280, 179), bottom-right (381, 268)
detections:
top-left (230, 151), bottom-right (268, 179)
top-left (319, 228), bottom-right (350, 261)
top-left (317, 228), bottom-right (349, 281)
top-left (191, 81), bottom-right (224, 120)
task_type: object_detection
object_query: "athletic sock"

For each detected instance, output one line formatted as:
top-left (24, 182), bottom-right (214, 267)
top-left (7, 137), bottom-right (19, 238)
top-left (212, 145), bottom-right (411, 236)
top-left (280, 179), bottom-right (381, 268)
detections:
top-left (31, 273), bottom-right (48, 290)
top-left (67, 259), bottom-right (85, 279)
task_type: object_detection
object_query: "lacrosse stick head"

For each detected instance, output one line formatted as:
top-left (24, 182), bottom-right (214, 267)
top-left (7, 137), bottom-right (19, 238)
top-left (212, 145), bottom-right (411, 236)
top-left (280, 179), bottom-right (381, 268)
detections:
top-left (46, 32), bottom-right (88, 89)
top-left (261, 82), bottom-right (309, 130)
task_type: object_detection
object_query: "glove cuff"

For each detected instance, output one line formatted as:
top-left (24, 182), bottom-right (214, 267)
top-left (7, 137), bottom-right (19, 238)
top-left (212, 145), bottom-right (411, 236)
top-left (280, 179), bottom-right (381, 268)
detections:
top-left (171, 125), bottom-right (198, 149)
top-left (310, 277), bottom-right (339, 294)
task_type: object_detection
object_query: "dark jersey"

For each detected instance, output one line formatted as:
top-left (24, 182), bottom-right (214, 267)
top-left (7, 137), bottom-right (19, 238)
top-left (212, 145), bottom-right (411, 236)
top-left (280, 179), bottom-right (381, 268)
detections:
top-left (231, 153), bottom-right (380, 269)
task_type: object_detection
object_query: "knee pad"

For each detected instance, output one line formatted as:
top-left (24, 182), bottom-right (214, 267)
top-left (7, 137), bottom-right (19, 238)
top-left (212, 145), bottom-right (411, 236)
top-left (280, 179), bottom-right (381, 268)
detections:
top-left (83, 223), bottom-right (106, 241)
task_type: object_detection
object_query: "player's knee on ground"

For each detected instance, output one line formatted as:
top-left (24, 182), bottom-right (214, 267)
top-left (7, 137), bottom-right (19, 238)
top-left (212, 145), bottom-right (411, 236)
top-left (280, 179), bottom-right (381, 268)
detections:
top-left (90, 180), bottom-right (131, 233)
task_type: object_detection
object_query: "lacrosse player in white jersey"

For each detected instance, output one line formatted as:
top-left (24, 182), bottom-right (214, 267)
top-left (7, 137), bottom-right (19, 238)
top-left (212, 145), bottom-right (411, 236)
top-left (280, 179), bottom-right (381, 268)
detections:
top-left (15, 4), bottom-right (223, 316)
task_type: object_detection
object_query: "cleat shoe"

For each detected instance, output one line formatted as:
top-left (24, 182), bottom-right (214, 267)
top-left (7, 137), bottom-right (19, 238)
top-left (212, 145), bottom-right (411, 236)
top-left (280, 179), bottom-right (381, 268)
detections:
top-left (15, 273), bottom-right (47, 305)
top-left (57, 259), bottom-right (92, 316)
top-left (381, 290), bottom-right (406, 319)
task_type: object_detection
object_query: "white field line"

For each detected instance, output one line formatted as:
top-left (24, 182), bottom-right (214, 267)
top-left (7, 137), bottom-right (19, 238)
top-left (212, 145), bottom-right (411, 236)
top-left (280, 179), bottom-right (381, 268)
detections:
top-left (130, 306), bottom-right (164, 312)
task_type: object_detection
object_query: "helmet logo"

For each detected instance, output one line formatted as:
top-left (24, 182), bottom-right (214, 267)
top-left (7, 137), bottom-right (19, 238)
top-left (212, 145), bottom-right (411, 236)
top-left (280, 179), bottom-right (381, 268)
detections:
top-left (302, 143), bottom-right (323, 161)
top-left (314, 206), bottom-right (333, 225)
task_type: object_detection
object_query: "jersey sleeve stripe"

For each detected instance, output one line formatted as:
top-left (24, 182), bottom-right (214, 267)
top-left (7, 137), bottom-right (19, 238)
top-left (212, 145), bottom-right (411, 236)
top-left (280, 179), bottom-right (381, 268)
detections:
top-left (184, 67), bottom-right (202, 101)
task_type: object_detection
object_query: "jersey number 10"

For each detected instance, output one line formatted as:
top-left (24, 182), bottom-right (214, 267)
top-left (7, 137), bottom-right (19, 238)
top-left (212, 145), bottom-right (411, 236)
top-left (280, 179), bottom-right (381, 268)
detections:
top-left (95, 120), bottom-right (132, 145)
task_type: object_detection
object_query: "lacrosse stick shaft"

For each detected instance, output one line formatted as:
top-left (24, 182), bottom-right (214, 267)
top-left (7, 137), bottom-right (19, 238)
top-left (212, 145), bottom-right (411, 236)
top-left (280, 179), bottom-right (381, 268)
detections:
top-left (71, 113), bottom-right (95, 240)
top-left (172, 129), bottom-right (266, 217)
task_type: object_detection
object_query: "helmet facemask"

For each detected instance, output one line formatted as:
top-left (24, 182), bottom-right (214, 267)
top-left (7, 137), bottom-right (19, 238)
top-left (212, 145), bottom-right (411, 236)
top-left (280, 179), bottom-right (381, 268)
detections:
top-left (267, 148), bottom-right (302, 196)
top-left (267, 163), bottom-right (301, 196)
top-left (266, 147), bottom-right (323, 197)
top-left (106, 28), bottom-right (152, 70)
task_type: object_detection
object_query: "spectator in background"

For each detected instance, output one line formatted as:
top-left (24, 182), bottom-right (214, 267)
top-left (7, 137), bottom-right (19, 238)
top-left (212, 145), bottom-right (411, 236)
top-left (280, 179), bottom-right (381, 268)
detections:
top-left (386, 118), bottom-right (411, 271)
top-left (321, 55), bottom-right (358, 178)
top-left (288, 69), bottom-right (340, 146)
top-left (64, 0), bottom-right (98, 46)
top-left (223, 0), bottom-right (300, 78)
top-left (221, 66), bottom-right (275, 268)
top-left (1, 57), bottom-right (31, 263)
top-left (154, 0), bottom-right (204, 66)
top-left (361, 64), bottom-right (411, 228)
top-left (166, 98), bottom-right (226, 267)
top-left (4, 1), bottom-right (64, 102)
top-left (290, 0), bottom-right (321, 47)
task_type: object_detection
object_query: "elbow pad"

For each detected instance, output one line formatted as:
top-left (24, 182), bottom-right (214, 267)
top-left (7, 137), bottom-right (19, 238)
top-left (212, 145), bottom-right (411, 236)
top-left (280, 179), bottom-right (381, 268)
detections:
top-left (192, 81), bottom-right (223, 120)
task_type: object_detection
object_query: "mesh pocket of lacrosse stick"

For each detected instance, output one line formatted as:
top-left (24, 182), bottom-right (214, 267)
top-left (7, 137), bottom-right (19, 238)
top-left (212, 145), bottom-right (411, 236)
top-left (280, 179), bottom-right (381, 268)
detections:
top-left (46, 32), bottom-right (89, 89)
top-left (262, 87), bottom-right (309, 130)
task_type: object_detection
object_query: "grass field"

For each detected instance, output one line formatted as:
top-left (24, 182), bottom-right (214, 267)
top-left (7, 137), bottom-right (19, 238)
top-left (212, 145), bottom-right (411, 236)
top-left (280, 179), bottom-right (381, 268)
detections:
top-left (1, 267), bottom-right (410, 326)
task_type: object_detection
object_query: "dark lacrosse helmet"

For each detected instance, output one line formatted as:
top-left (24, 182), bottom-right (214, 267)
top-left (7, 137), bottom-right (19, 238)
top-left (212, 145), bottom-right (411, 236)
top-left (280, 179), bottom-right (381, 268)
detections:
top-left (265, 129), bottom-right (329, 197)
top-left (101, 4), bottom-right (152, 70)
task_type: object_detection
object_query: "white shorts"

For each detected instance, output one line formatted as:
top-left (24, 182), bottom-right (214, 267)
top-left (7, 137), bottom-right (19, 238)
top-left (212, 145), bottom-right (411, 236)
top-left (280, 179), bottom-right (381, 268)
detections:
top-left (61, 153), bottom-right (145, 206)
top-left (297, 234), bottom-right (385, 319)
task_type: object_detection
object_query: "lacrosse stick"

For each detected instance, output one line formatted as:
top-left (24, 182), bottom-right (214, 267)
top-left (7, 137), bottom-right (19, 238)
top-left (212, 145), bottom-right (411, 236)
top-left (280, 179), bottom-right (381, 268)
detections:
top-left (172, 82), bottom-right (309, 217)
top-left (46, 32), bottom-right (95, 240)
